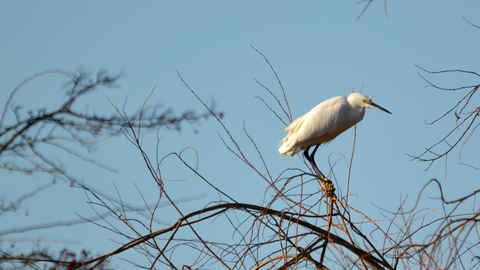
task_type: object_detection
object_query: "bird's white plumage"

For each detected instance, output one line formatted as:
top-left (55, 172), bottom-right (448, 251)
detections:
top-left (279, 93), bottom-right (390, 156)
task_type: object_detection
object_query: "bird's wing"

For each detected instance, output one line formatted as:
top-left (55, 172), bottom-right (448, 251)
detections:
top-left (295, 97), bottom-right (349, 143)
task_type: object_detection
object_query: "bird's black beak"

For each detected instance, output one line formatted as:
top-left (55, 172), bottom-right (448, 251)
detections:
top-left (371, 102), bottom-right (392, 114)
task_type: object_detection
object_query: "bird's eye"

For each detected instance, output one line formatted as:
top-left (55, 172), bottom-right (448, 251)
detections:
top-left (362, 99), bottom-right (367, 103)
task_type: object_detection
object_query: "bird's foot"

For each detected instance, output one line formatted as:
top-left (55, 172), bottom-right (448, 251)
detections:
top-left (320, 178), bottom-right (336, 198)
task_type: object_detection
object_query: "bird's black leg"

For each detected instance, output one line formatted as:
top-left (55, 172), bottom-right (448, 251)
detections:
top-left (304, 145), bottom-right (326, 180)
top-left (311, 144), bottom-right (319, 160)
top-left (304, 146), bottom-right (335, 197)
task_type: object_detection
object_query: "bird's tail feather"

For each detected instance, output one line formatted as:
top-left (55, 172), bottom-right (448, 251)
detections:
top-left (278, 116), bottom-right (305, 156)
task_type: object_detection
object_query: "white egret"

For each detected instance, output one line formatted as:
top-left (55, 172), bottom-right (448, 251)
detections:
top-left (279, 93), bottom-right (391, 179)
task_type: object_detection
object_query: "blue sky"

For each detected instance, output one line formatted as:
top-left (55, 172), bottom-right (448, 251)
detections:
top-left (1, 1), bottom-right (480, 269)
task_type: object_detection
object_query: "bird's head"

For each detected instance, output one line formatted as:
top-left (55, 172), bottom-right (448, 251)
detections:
top-left (348, 93), bottom-right (392, 114)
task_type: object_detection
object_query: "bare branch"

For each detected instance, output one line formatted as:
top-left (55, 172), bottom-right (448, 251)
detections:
top-left (409, 66), bottom-right (480, 170)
